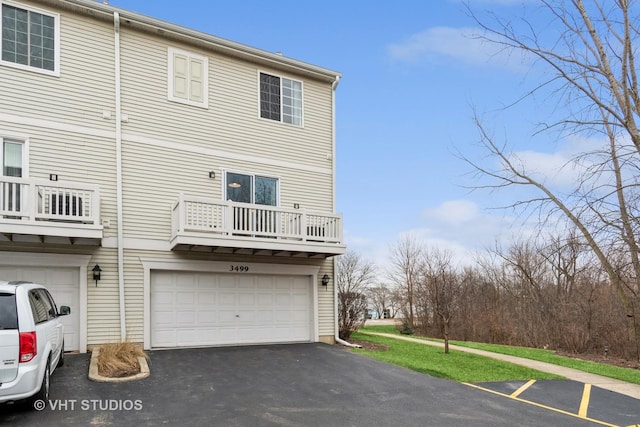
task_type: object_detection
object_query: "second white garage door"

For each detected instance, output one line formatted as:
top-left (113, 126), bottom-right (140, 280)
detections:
top-left (0, 266), bottom-right (80, 352)
top-left (151, 271), bottom-right (312, 348)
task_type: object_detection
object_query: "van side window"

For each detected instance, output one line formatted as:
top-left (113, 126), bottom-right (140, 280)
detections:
top-left (41, 290), bottom-right (58, 318)
top-left (28, 290), bottom-right (50, 324)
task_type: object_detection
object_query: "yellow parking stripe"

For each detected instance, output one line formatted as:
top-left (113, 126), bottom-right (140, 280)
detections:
top-left (511, 379), bottom-right (536, 398)
top-left (579, 384), bottom-right (591, 418)
top-left (463, 382), bottom-right (618, 427)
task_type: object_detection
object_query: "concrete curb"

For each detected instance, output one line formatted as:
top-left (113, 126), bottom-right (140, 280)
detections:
top-left (88, 347), bottom-right (150, 383)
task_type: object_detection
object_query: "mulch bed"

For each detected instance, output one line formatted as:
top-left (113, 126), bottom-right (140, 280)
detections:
top-left (339, 339), bottom-right (389, 352)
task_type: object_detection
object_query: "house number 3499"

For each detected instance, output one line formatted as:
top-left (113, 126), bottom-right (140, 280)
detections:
top-left (230, 265), bottom-right (249, 272)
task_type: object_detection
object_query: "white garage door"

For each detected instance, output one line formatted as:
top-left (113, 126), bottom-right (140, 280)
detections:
top-left (0, 266), bottom-right (80, 351)
top-left (151, 271), bottom-right (312, 348)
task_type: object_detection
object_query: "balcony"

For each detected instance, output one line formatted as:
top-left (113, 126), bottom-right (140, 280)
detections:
top-left (171, 194), bottom-right (346, 257)
top-left (0, 177), bottom-right (103, 245)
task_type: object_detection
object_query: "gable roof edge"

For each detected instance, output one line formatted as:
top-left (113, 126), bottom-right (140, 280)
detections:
top-left (38, 0), bottom-right (342, 83)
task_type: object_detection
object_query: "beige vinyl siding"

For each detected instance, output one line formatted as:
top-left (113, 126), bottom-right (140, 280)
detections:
top-left (118, 29), bottom-right (333, 170)
top-left (85, 248), bottom-right (120, 346)
top-left (317, 260), bottom-right (335, 337)
top-left (0, 1), bottom-right (115, 130)
top-left (120, 141), bottom-right (333, 239)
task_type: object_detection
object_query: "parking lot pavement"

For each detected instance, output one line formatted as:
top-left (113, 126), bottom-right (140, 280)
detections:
top-left (473, 379), bottom-right (640, 427)
top-left (0, 343), bottom-right (626, 426)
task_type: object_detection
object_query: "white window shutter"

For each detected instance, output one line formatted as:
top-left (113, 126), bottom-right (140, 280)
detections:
top-left (173, 54), bottom-right (188, 100)
top-left (189, 58), bottom-right (203, 102)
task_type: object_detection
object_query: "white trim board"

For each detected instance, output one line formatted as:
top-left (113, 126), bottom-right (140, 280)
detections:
top-left (0, 112), bottom-right (331, 176)
top-left (124, 132), bottom-right (331, 176)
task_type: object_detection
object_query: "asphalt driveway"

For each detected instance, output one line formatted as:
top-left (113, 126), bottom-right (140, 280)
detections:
top-left (1, 343), bottom-right (605, 426)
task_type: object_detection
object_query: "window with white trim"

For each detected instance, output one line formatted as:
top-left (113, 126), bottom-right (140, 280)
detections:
top-left (1, 137), bottom-right (26, 215)
top-left (225, 171), bottom-right (278, 207)
top-left (1, 2), bottom-right (59, 74)
top-left (1, 138), bottom-right (24, 178)
top-left (259, 72), bottom-right (302, 126)
top-left (168, 47), bottom-right (208, 108)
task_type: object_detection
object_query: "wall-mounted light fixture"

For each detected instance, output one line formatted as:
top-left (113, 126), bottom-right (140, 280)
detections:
top-left (321, 274), bottom-right (330, 288)
top-left (92, 264), bottom-right (102, 286)
top-left (208, 171), bottom-right (216, 179)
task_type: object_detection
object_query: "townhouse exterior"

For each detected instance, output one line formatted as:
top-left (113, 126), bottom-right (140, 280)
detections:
top-left (0, 0), bottom-right (345, 352)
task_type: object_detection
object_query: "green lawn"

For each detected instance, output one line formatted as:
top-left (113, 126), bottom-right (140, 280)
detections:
top-left (350, 332), bottom-right (563, 382)
top-left (359, 325), bottom-right (640, 385)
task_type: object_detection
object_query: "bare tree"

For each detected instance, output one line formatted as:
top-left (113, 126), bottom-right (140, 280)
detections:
top-left (420, 248), bottom-right (462, 354)
top-left (388, 234), bottom-right (423, 328)
top-left (336, 251), bottom-right (376, 340)
top-left (465, 0), bottom-right (640, 360)
top-left (367, 283), bottom-right (395, 319)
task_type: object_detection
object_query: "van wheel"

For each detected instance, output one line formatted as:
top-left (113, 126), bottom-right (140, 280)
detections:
top-left (32, 360), bottom-right (50, 407)
top-left (57, 342), bottom-right (65, 368)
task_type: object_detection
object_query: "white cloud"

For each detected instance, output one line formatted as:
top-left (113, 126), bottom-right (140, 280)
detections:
top-left (509, 134), bottom-right (612, 190)
top-left (510, 150), bottom-right (580, 189)
top-left (375, 200), bottom-right (529, 267)
top-left (422, 199), bottom-right (479, 224)
top-left (347, 200), bottom-right (547, 273)
top-left (386, 26), bottom-right (525, 69)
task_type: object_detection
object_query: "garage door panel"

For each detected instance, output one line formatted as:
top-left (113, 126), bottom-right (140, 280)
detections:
top-left (237, 311), bottom-right (257, 323)
top-left (218, 276), bottom-right (235, 288)
top-left (292, 294), bottom-right (308, 305)
top-left (238, 293), bottom-right (255, 306)
top-left (0, 266), bottom-right (80, 352)
top-left (275, 294), bottom-right (291, 305)
top-left (151, 271), bottom-right (311, 348)
top-left (257, 310), bottom-right (274, 321)
top-left (176, 292), bottom-right (197, 305)
top-left (237, 277), bottom-right (254, 289)
top-left (290, 309), bottom-right (309, 321)
top-left (256, 293), bottom-right (273, 304)
top-left (153, 310), bottom-right (175, 325)
top-left (256, 277), bottom-right (274, 289)
top-left (176, 311), bottom-right (197, 325)
top-left (197, 310), bottom-right (217, 324)
top-left (219, 293), bottom-right (236, 305)
top-left (198, 292), bottom-right (217, 304)
top-left (218, 309), bottom-right (237, 321)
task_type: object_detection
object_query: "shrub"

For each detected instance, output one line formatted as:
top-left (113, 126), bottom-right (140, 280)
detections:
top-left (97, 340), bottom-right (148, 378)
top-left (398, 320), bottom-right (415, 335)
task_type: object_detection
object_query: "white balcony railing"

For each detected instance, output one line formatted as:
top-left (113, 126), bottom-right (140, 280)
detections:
top-left (0, 176), bottom-right (100, 226)
top-left (172, 194), bottom-right (343, 247)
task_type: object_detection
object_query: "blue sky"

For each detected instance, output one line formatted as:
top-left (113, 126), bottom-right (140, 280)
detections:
top-left (109, 0), bottom-right (565, 268)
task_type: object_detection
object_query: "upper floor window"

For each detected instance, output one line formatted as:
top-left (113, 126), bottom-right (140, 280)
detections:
top-left (259, 72), bottom-right (302, 126)
top-left (1, 2), bottom-right (59, 75)
top-left (226, 171), bottom-right (278, 207)
top-left (1, 137), bottom-right (27, 214)
top-left (168, 47), bottom-right (208, 108)
top-left (2, 138), bottom-right (23, 178)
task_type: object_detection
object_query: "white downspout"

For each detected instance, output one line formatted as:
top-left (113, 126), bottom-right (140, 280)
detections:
top-left (114, 12), bottom-right (126, 341)
top-left (330, 76), bottom-right (361, 349)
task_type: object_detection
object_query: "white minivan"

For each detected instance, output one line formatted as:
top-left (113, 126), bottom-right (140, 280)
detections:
top-left (0, 281), bottom-right (70, 408)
